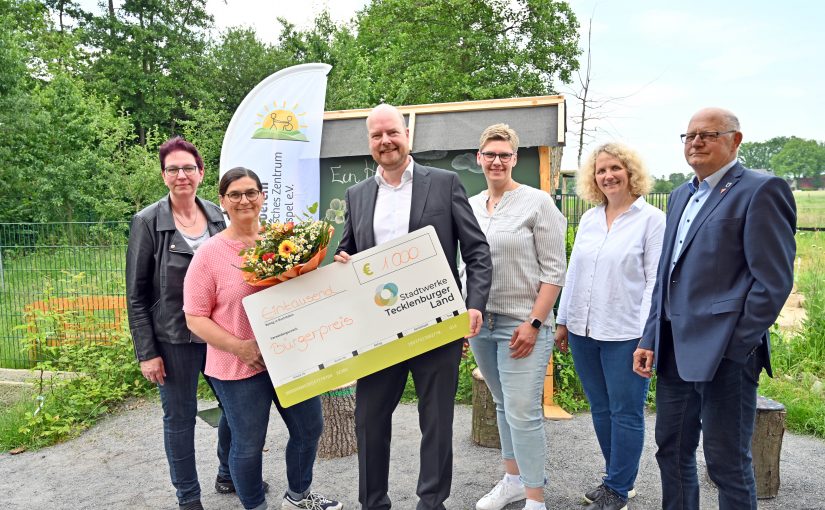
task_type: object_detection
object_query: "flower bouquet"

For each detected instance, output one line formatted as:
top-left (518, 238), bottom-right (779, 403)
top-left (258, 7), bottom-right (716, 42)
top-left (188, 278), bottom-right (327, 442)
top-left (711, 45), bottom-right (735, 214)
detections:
top-left (239, 203), bottom-right (334, 287)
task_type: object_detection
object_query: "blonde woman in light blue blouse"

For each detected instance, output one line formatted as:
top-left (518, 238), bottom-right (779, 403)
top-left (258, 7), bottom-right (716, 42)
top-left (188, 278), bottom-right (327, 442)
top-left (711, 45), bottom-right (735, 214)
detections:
top-left (469, 124), bottom-right (567, 510)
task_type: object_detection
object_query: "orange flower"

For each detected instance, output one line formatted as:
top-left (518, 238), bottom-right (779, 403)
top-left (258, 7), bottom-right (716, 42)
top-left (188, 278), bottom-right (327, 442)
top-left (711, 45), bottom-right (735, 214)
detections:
top-left (278, 240), bottom-right (298, 257)
top-left (261, 252), bottom-right (276, 263)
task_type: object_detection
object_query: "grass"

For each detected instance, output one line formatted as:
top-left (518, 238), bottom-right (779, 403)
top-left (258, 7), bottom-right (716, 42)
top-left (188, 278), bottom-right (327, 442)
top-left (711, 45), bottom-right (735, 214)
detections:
top-left (0, 245), bottom-right (126, 369)
top-left (759, 230), bottom-right (825, 438)
top-left (794, 189), bottom-right (825, 229)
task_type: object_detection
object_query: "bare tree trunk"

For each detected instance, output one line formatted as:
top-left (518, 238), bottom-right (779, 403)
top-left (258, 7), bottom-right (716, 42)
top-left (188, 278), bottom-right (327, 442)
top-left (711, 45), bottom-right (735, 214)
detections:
top-left (317, 382), bottom-right (357, 458)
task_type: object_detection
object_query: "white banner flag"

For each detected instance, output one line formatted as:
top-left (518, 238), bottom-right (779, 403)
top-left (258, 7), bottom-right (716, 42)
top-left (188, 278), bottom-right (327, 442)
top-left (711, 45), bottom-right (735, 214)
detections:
top-left (220, 63), bottom-right (331, 222)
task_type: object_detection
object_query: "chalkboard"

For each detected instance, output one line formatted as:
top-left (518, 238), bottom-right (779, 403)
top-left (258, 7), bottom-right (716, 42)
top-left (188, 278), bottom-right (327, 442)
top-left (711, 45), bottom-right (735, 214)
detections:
top-left (319, 147), bottom-right (541, 262)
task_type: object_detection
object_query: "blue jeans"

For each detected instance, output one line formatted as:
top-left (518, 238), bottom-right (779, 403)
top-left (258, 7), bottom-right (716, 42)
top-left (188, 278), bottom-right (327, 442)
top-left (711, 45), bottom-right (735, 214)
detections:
top-left (568, 332), bottom-right (648, 499)
top-left (655, 325), bottom-right (760, 510)
top-left (156, 342), bottom-right (231, 505)
top-left (470, 313), bottom-right (552, 488)
top-left (210, 371), bottom-right (324, 509)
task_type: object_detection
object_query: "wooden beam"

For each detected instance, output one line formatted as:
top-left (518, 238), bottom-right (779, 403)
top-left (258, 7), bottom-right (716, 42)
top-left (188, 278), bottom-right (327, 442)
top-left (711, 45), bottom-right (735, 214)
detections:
top-left (538, 146), bottom-right (551, 193)
top-left (408, 112), bottom-right (416, 151)
top-left (557, 100), bottom-right (566, 146)
top-left (324, 95), bottom-right (566, 120)
top-left (543, 353), bottom-right (572, 420)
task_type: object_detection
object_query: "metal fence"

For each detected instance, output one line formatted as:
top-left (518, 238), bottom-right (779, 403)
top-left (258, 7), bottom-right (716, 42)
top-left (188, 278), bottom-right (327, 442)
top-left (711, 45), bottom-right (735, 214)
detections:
top-left (0, 193), bottom-right (671, 368)
top-left (0, 222), bottom-right (129, 368)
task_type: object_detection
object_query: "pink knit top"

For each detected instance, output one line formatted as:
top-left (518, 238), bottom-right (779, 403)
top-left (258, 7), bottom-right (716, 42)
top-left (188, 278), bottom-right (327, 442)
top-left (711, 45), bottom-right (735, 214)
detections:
top-left (183, 233), bottom-right (266, 381)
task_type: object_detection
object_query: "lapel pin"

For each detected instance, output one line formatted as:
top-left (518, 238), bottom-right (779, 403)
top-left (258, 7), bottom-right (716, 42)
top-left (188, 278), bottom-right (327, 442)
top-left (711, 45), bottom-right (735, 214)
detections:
top-left (720, 182), bottom-right (732, 195)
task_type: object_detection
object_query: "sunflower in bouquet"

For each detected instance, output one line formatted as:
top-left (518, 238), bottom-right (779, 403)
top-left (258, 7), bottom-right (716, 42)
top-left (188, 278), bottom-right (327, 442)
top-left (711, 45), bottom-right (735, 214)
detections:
top-left (239, 203), bottom-right (334, 287)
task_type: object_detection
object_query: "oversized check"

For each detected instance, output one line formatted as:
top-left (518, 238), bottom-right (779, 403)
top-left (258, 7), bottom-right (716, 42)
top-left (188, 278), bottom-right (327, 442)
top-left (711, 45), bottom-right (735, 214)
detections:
top-left (242, 226), bottom-right (469, 407)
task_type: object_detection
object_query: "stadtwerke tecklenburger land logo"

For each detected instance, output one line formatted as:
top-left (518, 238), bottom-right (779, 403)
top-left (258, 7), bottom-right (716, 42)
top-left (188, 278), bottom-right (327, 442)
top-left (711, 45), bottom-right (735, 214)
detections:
top-left (374, 282), bottom-right (399, 307)
top-left (252, 100), bottom-right (309, 142)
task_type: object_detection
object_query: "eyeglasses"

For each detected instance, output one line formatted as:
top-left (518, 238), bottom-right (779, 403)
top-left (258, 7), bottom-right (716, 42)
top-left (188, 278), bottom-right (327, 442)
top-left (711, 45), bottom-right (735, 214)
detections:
top-left (164, 165), bottom-right (199, 176)
top-left (223, 190), bottom-right (261, 202)
top-left (480, 151), bottom-right (516, 163)
top-left (680, 130), bottom-right (736, 144)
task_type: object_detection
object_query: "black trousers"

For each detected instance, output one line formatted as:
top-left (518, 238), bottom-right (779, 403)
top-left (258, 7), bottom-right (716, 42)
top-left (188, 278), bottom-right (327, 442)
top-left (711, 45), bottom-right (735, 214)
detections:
top-left (355, 339), bottom-right (464, 510)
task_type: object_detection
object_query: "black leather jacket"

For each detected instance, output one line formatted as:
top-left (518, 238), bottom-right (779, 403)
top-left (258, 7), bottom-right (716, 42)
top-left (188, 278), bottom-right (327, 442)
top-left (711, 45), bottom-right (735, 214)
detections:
top-left (126, 195), bottom-right (226, 362)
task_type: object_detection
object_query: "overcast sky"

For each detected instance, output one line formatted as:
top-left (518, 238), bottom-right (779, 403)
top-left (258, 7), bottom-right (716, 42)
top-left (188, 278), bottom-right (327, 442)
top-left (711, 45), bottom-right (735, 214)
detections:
top-left (84, 0), bottom-right (825, 176)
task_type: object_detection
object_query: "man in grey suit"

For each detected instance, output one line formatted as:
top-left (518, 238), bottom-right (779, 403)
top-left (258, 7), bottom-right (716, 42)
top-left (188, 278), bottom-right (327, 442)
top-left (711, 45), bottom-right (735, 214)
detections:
top-left (633, 107), bottom-right (796, 510)
top-left (334, 104), bottom-right (492, 510)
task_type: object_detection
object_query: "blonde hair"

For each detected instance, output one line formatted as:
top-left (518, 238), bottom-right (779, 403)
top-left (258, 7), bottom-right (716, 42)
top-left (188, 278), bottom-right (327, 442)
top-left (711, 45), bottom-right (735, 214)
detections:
top-left (577, 143), bottom-right (653, 205)
top-left (479, 123), bottom-right (519, 152)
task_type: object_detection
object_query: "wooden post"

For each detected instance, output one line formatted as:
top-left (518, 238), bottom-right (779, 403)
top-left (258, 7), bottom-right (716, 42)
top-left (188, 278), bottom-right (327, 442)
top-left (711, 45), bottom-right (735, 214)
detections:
top-left (318, 382), bottom-right (358, 458)
top-left (543, 353), bottom-right (572, 420)
top-left (753, 395), bottom-right (786, 499)
top-left (471, 368), bottom-right (500, 448)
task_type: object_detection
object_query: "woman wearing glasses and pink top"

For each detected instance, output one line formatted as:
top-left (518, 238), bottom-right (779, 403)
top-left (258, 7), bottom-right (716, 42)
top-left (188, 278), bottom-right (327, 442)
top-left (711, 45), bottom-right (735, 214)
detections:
top-left (468, 124), bottom-right (567, 510)
top-left (183, 168), bottom-right (341, 510)
top-left (555, 143), bottom-right (665, 510)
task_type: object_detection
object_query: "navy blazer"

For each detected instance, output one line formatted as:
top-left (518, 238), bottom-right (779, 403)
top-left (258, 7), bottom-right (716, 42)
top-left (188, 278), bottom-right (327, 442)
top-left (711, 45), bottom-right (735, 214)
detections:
top-left (336, 162), bottom-right (492, 312)
top-left (640, 163), bottom-right (796, 381)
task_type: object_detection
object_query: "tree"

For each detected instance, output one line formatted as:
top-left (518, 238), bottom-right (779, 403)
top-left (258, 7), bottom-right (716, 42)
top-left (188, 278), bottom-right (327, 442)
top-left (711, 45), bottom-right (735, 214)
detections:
top-left (348, 0), bottom-right (580, 105)
top-left (770, 138), bottom-right (825, 182)
top-left (81, 0), bottom-right (214, 144)
top-left (652, 172), bottom-right (691, 193)
top-left (276, 13), bottom-right (373, 110)
top-left (203, 27), bottom-right (292, 119)
top-left (738, 136), bottom-right (790, 171)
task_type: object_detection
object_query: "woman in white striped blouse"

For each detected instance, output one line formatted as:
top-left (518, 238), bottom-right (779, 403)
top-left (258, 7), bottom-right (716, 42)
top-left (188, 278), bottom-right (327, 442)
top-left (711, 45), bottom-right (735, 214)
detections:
top-left (469, 124), bottom-right (567, 510)
top-left (555, 143), bottom-right (665, 510)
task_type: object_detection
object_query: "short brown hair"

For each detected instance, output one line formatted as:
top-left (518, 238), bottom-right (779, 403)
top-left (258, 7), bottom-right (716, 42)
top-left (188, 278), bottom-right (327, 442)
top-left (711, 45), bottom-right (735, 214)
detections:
top-left (479, 123), bottom-right (519, 152)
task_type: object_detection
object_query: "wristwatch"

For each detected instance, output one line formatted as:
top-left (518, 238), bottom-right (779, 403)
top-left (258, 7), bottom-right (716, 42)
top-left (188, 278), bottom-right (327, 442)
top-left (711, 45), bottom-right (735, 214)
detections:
top-left (528, 317), bottom-right (542, 330)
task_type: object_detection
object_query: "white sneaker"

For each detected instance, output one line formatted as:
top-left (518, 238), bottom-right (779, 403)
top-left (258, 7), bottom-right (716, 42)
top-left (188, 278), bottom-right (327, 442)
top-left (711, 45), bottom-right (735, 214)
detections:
top-left (476, 479), bottom-right (525, 510)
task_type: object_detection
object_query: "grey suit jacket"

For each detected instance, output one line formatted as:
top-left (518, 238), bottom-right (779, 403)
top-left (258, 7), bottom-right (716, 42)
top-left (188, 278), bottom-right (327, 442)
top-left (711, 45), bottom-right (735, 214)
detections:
top-left (640, 163), bottom-right (796, 381)
top-left (336, 162), bottom-right (492, 312)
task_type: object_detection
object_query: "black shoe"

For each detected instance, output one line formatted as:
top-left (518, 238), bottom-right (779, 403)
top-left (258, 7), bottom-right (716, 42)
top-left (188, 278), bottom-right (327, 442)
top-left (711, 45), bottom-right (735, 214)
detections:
top-left (584, 483), bottom-right (606, 503)
top-left (584, 486), bottom-right (627, 510)
top-left (215, 475), bottom-right (270, 495)
top-left (584, 483), bottom-right (636, 503)
top-left (179, 501), bottom-right (204, 510)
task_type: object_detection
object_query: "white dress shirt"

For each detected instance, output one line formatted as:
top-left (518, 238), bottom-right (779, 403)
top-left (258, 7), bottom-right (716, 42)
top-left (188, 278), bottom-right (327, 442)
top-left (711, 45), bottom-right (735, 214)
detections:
top-left (557, 196), bottom-right (665, 341)
top-left (373, 158), bottom-right (415, 245)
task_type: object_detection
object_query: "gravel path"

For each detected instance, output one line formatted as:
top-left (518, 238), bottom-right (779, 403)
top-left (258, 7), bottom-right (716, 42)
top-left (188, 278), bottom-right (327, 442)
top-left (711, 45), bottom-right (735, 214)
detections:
top-left (1, 399), bottom-right (823, 509)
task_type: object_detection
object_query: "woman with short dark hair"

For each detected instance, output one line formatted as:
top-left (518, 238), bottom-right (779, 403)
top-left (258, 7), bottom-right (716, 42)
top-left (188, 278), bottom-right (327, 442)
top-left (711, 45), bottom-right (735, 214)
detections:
top-left (126, 137), bottom-right (231, 510)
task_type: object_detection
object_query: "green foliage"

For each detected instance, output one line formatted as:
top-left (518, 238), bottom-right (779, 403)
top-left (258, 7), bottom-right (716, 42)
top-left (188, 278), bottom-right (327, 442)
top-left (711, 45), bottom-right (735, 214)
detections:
top-left (551, 348), bottom-right (588, 412)
top-left (203, 27), bottom-right (292, 120)
top-left (1, 296), bottom-right (152, 451)
top-left (771, 137), bottom-right (825, 182)
top-left (347, 0), bottom-right (580, 105)
top-left (794, 190), bottom-right (825, 230)
top-left (759, 372), bottom-right (825, 438)
top-left (652, 172), bottom-right (691, 193)
top-left (759, 231), bottom-right (825, 438)
top-left (80, 0), bottom-right (214, 144)
top-left (738, 136), bottom-right (790, 171)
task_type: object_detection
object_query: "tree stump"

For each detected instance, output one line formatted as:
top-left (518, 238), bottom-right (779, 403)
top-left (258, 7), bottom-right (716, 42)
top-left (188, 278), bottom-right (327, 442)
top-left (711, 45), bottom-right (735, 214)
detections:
top-left (753, 395), bottom-right (785, 499)
top-left (318, 382), bottom-right (357, 459)
top-left (472, 367), bottom-right (500, 448)
top-left (703, 395), bottom-right (786, 499)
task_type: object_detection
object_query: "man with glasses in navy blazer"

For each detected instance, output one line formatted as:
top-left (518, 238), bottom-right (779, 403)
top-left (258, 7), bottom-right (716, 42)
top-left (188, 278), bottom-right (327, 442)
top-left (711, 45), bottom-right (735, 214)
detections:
top-left (633, 107), bottom-right (796, 510)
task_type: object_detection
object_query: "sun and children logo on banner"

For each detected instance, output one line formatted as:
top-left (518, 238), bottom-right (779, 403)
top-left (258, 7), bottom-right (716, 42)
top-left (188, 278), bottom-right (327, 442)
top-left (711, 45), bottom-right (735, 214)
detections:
top-left (220, 63), bottom-right (331, 225)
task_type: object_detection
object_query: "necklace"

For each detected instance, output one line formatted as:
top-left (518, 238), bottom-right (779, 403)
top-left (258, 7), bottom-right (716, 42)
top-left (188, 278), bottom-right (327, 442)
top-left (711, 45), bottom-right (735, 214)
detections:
top-left (172, 210), bottom-right (197, 228)
top-left (225, 228), bottom-right (259, 248)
